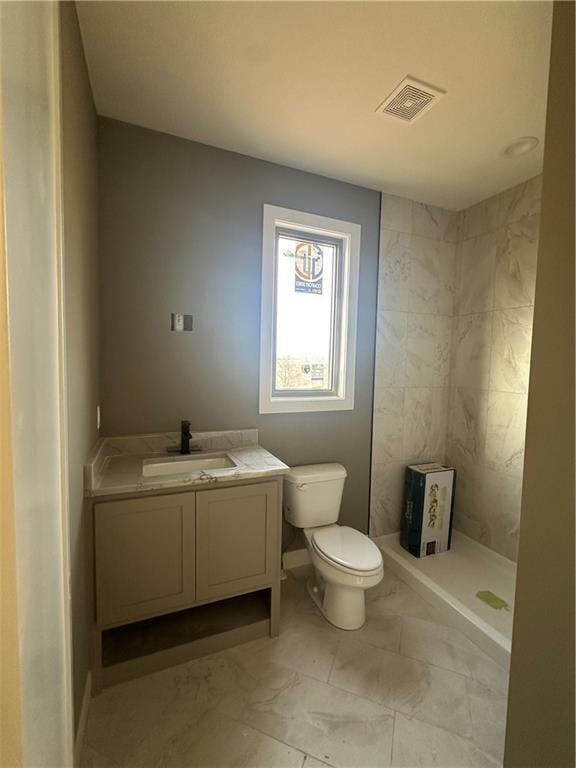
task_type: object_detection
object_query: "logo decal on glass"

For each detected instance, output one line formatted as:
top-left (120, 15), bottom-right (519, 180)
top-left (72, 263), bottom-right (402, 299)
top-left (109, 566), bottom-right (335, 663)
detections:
top-left (294, 241), bottom-right (323, 295)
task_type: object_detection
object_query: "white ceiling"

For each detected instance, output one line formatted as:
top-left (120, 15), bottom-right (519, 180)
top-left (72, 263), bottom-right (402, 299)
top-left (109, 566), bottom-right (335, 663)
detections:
top-left (76, 1), bottom-right (553, 210)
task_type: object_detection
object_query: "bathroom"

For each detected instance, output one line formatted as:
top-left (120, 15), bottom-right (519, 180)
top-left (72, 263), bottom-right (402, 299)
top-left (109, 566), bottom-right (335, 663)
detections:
top-left (1, 2), bottom-right (574, 768)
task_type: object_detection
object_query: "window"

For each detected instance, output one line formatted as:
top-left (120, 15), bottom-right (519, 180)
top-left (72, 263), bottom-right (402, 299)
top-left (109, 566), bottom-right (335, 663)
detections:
top-left (259, 205), bottom-right (360, 413)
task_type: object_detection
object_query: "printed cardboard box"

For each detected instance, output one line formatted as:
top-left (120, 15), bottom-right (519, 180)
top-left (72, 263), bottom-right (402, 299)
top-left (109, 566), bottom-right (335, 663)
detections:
top-left (401, 463), bottom-right (456, 558)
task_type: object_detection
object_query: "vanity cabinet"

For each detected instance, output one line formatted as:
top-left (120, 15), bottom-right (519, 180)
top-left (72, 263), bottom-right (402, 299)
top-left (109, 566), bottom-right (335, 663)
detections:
top-left (94, 479), bottom-right (281, 655)
top-left (196, 481), bottom-right (279, 601)
top-left (95, 492), bottom-right (196, 626)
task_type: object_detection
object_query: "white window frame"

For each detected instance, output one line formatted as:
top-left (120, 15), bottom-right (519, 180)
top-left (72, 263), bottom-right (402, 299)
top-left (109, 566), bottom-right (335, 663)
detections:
top-left (259, 204), bottom-right (360, 414)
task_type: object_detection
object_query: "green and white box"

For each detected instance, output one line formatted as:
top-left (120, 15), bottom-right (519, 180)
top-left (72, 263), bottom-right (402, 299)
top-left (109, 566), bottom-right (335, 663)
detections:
top-left (401, 463), bottom-right (456, 558)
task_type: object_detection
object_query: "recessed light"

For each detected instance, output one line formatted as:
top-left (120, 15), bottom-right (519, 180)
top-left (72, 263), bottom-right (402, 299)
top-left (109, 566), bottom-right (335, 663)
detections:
top-left (503, 136), bottom-right (539, 158)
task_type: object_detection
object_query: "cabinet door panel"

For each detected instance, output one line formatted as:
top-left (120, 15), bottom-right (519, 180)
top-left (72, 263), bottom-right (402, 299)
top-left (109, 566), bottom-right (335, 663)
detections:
top-left (196, 482), bottom-right (279, 601)
top-left (95, 493), bottom-right (195, 626)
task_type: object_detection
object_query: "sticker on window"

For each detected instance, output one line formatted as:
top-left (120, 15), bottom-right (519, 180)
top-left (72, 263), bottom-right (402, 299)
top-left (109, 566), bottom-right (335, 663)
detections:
top-left (294, 241), bottom-right (323, 295)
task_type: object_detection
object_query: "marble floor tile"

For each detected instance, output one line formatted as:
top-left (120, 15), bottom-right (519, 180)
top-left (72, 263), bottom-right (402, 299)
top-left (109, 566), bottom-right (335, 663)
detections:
top-left (82, 569), bottom-right (509, 768)
top-left (400, 616), bottom-right (509, 694)
top-left (378, 230), bottom-right (411, 312)
top-left (149, 709), bottom-right (306, 768)
top-left (280, 569), bottom-right (310, 620)
top-left (83, 670), bottom-right (183, 765)
top-left (391, 714), bottom-right (500, 768)
top-left (366, 571), bottom-right (452, 626)
top-left (238, 609), bottom-right (341, 682)
top-left (351, 610), bottom-right (403, 653)
top-left (330, 638), bottom-right (472, 738)
top-left (221, 665), bottom-right (395, 768)
top-left (303, 756), bottom-right (332, 768)
top-left (466, 678), bottom-right (507, 762)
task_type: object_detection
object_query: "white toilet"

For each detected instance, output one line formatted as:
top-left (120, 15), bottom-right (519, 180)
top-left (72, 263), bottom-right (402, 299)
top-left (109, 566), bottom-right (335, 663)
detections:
top-left (284, 463), bottom-right (383, 630)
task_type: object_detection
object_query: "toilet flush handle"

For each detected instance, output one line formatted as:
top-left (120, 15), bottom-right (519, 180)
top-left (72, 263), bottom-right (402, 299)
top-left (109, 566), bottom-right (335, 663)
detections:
top-left (296, 483), bottom-right (308, 491)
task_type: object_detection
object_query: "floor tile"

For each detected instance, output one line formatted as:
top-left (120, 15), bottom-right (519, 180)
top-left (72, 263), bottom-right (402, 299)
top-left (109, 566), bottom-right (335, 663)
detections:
top-left (466, 679), bottom-right (507, 762)
top-left (330, 638), bottom-right (472, 738)
top-left (232, 611), bottom-right (341, 682)
top-left (366, 572), bottom-right (453, 626)
top-left (303, 756), bottom-right (332, 768)
top-left (391, 714), bottom-right (500, 768)
top-left (146, 708), bottom-right (306, 768)
top-left (400, 616), bottom-right (509, 693)
top-left (83, 672), bottom-right (180, 765)
top-left (220, 664), bottom-right (395, 767)
top-left (83, 567), bottom-right (509, 768)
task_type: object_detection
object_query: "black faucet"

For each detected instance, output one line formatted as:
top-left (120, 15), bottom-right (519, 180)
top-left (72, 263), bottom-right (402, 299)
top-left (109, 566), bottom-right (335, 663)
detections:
top-left (168, 420), bottom-right (201, 455)
top-left (179, 420), bottom-right (193, 454)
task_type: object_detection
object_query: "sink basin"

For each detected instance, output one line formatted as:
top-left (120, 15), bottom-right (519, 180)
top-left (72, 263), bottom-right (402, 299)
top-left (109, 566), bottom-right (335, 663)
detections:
top-left (142, 452), bottom-right (237, 477)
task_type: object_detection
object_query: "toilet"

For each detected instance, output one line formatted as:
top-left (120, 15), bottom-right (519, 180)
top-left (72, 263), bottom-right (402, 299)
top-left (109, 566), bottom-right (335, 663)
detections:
top-left (284, 463), bottom-right (383, 630)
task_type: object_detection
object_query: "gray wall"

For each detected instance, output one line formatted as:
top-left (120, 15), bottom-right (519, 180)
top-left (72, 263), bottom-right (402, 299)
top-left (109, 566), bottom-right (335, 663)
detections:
top-left (61, 2), bottom-right (100, 731)
top-left (98, 118), bottom-right (380, 536)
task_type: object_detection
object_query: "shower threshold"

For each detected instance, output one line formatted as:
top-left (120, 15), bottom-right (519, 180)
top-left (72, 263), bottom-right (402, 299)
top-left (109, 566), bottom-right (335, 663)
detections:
top-left (375, 530), bottom-right (516, 670)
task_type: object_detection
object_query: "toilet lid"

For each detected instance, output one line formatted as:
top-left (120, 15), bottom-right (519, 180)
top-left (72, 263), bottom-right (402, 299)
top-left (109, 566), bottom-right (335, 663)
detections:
top-left (312, 526), bottom-right (383, 572)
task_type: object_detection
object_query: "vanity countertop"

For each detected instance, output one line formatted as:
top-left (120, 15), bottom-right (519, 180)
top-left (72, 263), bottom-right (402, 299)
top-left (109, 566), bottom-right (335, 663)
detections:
top-left (84, 429), bottom-right (289, 498)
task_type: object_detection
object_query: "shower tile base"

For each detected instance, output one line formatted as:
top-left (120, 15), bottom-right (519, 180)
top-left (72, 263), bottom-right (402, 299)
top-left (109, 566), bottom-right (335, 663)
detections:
top-left (375, 530), bottom-right (515, 669)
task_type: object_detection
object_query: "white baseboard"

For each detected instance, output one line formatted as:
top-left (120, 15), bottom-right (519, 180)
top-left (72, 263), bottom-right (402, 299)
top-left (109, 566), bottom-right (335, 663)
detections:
top-left (282, 547), bottom-right (311, 570)
top-left (74, 671), bottom-right (92, 766)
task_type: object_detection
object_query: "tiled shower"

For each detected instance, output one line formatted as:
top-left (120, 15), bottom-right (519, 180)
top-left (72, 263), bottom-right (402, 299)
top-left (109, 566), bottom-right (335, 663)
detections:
top-left (370, 177), bottom-right (541, 561)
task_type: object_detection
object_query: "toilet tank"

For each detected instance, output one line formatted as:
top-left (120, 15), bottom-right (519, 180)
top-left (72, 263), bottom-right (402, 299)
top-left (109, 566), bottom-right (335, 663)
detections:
top-left (283, 463), bottom-right (347, 528)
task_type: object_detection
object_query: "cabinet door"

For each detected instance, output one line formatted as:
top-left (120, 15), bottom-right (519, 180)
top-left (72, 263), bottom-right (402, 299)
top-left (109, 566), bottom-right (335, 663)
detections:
top-left (196, 482), bottom-right (279, 601)
top-left (95, 492), bottom-right (195, 626)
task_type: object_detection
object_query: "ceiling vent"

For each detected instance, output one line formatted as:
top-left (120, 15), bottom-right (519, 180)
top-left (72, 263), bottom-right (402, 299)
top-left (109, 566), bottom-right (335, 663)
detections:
top-left (376, 76), bottom-right (446, 124)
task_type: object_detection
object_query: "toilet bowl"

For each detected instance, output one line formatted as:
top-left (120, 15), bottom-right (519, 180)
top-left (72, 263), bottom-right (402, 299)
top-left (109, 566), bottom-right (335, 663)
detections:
top-left (284, 464), bottom-right (383, 630)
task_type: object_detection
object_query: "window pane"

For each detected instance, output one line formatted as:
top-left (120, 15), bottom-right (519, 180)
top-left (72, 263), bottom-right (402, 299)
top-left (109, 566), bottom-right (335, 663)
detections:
top-left (274, 233), bottom-right (338, 393)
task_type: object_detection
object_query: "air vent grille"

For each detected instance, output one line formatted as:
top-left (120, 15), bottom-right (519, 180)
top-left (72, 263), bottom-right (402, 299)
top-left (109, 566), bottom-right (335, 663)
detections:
top-left (376, 76), bottom-right (445, 124)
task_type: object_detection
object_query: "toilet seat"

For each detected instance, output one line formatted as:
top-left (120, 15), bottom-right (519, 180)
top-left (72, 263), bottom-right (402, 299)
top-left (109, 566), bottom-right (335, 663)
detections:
top-left (311, 525), bottom-right (382, 574)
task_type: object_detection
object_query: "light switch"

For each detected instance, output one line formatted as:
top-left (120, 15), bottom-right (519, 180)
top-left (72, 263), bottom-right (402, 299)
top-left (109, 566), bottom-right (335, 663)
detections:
top-left (171, 313), bottom-right (193, 332)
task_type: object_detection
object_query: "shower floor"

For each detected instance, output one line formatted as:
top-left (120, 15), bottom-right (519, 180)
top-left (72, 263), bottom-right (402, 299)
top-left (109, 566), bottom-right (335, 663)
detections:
top-left (376, 530), bottom-right (516, 670)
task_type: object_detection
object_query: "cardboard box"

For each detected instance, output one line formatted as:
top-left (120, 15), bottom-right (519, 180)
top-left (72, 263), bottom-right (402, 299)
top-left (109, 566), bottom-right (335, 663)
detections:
top-left (401, 463), bottom-right (456, 558)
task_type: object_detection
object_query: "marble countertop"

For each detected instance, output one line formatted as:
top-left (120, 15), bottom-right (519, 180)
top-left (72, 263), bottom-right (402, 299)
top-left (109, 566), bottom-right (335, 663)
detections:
top-left (84, 429), bottom-right (289, 498)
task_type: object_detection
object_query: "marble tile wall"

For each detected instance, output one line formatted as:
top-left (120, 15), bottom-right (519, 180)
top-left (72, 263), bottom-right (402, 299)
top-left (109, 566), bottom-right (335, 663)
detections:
top-left (370, 176), bottom-right (541, 562)
top-left (370, 196), bottom-right (458, 536)
top-left (447, 176), bottom-right (541, 561)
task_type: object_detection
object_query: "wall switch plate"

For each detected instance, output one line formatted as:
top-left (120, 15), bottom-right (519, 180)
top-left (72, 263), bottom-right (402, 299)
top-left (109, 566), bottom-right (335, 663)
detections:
top-left (96, 404), bottom-right (101, 431)
top-left (171, 313), bottom-right (193, 332)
